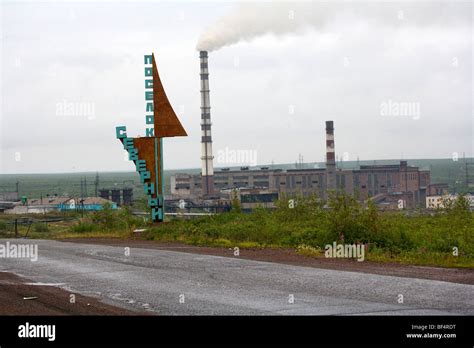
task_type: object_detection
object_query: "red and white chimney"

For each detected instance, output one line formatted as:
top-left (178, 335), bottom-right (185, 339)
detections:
top-left (199, 51), bottom-right (214, 196)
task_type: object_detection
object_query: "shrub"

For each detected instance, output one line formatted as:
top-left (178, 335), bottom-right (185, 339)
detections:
top-left (34, 222), bottom-right (49, 232)
top-left (296, 244), bottom-right (322, 257)
top-left (71, 222), bottom-right (96, 233)
top-left (131, 192), bottom-right (473, 262)
top-left (87, 204), bottom-right (144, 231)
top-left (231, 189), bottom-right (241, 213)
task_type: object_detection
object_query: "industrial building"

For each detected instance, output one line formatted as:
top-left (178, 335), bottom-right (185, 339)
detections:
top-left (3, 196), bottom-right (117, 214)
top-left (171, 159), bottom-right (434, 209)
top-left (99, 188), bottom-right (134, 206)
top-left (171, 115), bottom-right (439, 209)
top-left (167, 51), bottom-right (447, 210)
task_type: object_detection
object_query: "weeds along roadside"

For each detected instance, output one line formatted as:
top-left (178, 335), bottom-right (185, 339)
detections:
top-left (1, 194), bottom-right (472, 267)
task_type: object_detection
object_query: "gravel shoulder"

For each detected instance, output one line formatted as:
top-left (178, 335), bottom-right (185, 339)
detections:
top-left (61, 238), bottom-right (474, 285)
top-left (0, 271), bottom-right (145, 315)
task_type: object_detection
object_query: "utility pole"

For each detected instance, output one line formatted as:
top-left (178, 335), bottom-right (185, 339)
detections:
top-left (84, 176), bottom-right (88, 198)
top-left (80, 177), bottom-right (83, 200)
top-left (405, 164), bottom-right (408, 208)
top-left (464, 153), bottom-right (468, 188)
top-left (95, 172), bottom-right (99, 197)
top-left (298, 153), bottom-right (304, 169)
top-left (80, 177), bottom-right (84, 218)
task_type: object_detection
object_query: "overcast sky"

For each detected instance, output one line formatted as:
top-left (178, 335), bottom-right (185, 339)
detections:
top-left (1, 0), bottom-right (472, 174)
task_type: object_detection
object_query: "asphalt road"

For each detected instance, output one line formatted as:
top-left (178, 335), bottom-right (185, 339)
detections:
top-left (1, 239), bottom-right (473, 315)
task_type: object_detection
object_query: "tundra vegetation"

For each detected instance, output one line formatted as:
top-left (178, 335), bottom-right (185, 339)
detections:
top-left (0, 194), bottom-right (472, 268)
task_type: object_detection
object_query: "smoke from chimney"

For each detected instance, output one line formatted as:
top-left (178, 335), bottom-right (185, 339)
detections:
top-left (196, 2), bottom-right (465, 52)
top-left (196, 2), bottom-right (318, 52)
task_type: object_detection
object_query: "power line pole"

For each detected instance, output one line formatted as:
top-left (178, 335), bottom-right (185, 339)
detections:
top-left (95, 172), bottom-right (99, 197)
top-left (464, 153), bottom-right (468, 188)
top-left (80, 177), bottom-right (84, 218)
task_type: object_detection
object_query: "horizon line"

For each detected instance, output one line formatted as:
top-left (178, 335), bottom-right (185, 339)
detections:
top-left (1, 156), bottom-right (473, 176)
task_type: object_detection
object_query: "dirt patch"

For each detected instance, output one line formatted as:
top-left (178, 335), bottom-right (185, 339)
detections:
top-left (61, 238), bottom-right (474, 285)
top-left (0, 272), bottom-right (146, 315)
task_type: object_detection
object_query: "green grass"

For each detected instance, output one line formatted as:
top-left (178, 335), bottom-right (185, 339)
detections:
top-left (366, 247), bottom-right (474, 268)
top-left (1, 192), bottom-right (472, 268)
top-left (138, 193), bottom-right (473, 268)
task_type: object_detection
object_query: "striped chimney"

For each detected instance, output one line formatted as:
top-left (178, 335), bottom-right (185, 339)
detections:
top-left (326, 120), bottom-right (336, 192)
top-left (199, 51), bottom-right (215, 196)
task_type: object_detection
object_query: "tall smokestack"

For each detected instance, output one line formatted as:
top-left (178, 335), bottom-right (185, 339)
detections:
top-left (325, 120), bottom-right (336, 193)
top-left (199, 51), bottom-right (215, 196)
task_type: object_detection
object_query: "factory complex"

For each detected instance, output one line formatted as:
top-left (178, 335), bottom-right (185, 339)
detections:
top-left (168, 51), bottom-right (456, 212)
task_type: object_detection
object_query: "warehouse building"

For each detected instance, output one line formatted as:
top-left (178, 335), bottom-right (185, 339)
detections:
top-left (170, 121), bottom-right (444, 209)
top-left (3, 196), bottom-right (117, 214)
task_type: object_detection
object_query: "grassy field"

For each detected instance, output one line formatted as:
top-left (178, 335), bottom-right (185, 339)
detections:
top-left (1, 193), bottom-right (472, 268)
top-left (1, 158), bottom-right (472, 200)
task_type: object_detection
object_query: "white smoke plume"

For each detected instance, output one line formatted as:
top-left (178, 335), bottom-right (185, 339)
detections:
top-left (196, 1), bottom-right (468, 52)
top-left (196, 2), bottom-right (329, 52)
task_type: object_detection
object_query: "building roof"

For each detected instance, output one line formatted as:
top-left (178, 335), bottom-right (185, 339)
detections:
top-left (286, 168), bottom-right (326, 173)
top-left (27, 196), bottom-right (72, 206)
top-left (79, 197), bottom-right (115, 205)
